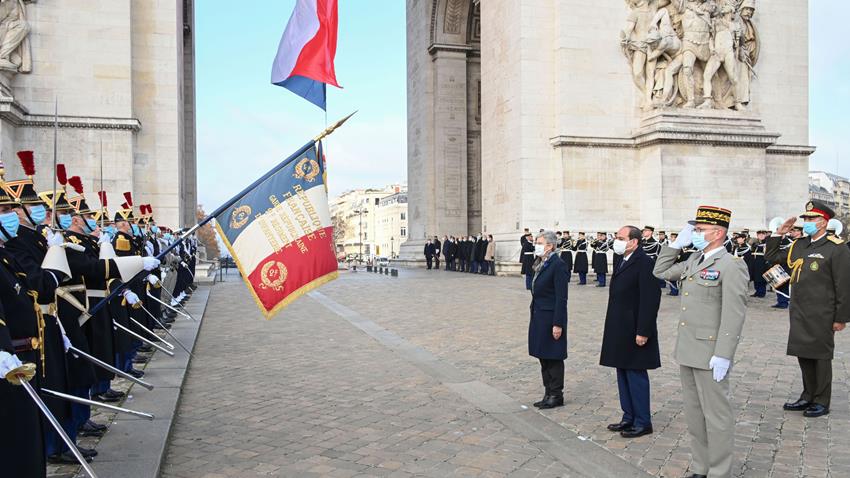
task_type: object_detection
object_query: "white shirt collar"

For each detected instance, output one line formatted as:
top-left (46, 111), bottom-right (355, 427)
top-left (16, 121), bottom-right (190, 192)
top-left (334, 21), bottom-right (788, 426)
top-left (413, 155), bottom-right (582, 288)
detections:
top-left (622, 252), bottom-right (634, 261)
top-left (701, 245), bottom-right (725, 261)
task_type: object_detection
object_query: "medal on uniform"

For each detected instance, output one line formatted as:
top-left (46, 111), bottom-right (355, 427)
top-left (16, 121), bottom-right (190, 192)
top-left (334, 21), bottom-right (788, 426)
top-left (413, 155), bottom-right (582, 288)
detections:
top-left (699, 269), bottom-right (720, 280)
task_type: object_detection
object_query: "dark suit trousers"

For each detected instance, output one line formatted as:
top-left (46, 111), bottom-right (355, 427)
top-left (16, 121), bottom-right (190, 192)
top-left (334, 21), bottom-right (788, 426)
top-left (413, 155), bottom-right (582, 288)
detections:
top-left (434, 256), bottom-right (440, 269)
top-left (798, 357), bottom-right (832, 407)
top-left (425, 256), bottom-right (432, 269)
top-left (616, 369), bottom-right (652, 428)
top-left (539, 359), bottom-right (564, 398)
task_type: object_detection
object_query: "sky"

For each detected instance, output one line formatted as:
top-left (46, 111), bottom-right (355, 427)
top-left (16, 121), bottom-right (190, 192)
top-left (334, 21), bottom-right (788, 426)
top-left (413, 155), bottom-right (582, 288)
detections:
top-left (195, 1), bottom-right (849, 210)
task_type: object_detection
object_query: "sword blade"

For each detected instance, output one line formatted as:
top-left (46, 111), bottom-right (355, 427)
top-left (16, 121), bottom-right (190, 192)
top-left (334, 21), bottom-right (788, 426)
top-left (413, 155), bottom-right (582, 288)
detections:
top-left (41, 388), bottom-right (154, 420)
top-left (139, 304), bottom-right (195, 357)
top-left (151, 289), bottom-right (195, 321)
top-left (128, 317), bottom-right (175, 350)
top-left (17, 377), bottom-right (99, 478)
top-left (113, 321), bottom-right (175, 357)
top-left (68, 345), bottom-right (154, 390)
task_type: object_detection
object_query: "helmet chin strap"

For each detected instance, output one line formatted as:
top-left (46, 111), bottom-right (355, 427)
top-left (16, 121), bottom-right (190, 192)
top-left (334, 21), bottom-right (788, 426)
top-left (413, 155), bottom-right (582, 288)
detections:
top-left (21, 206), bottom-right (37, 228)
top-left (0, 223), bottom-right (13, 242)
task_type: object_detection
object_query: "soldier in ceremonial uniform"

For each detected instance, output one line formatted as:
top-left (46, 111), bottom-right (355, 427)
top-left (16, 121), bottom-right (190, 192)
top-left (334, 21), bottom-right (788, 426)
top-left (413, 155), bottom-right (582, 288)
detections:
top-left (765, 201), bottom-right (850, 418)
top-left (641, 226), bottom-right (666, 290)
top-left (558, 231), bottom-right (573, 280)
top-left (591, 232), bottom-right (611, 287)
top-left (657, 230), bottom-right (668, 247)
top-left (654, 206), bottom-right (749, 478)
top-left (771, 224), bottom-right (800, 309)
top-left (520, 231), bottom-right (535, 290)
top-left (750, 230), bottom-right (770, 298)
top-left (572, 232), bottom-right (589, 285)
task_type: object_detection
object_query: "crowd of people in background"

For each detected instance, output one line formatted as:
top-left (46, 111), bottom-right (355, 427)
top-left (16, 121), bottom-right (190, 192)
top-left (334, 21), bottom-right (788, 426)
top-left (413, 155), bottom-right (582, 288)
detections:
top-left (423, 234), bottom-right (495, 275)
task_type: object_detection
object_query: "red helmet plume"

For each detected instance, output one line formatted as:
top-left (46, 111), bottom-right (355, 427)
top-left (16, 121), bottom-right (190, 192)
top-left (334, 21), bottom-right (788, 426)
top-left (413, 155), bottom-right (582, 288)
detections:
top-left (123, 191), bottom-right (133, 207)
top-left (56, 164), bottom-right (67, 185)
top-left (68, 176), bottom-right (84, 195)
top-left (98, 191), bottom-right (107, 207)
top-left (17, 151), bottom-right (35, 176)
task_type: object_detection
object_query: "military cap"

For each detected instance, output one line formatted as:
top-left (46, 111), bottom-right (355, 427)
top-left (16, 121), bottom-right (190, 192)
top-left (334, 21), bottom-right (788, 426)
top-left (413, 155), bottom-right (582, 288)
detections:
top-left (4, 151), bottom-right (46, 206)
top-left (114, 192), bottom-right (135, 223)
top-left (800, 200), bottom-right (835, 220)
top-left (643, 225), bottom-right (655, 232)
top-left (688, 205), bottom-right (732, 229)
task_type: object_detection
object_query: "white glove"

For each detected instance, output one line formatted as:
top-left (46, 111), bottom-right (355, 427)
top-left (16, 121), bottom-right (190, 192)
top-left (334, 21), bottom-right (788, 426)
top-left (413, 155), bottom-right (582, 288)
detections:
top-left (147, 274), bottom-right (160, 286)
top-left (98, 233), bottom-right (111, 245)
top-left (143, 257), bottom-right (161, 271)
top-left (46, 229), bottom-right (64, 247)
top-left (60, 242), bottom-right (86, 252)
top-left (670, 224), bottom-right (695, 250)
top-left (122, 289), bottom-right (140, 305)
top-left (709, 355), bottom-right (730, 382)
top-left (0, 350), bottom-right (23, 377)
top-left (62, 334), bottom-right (72, 353)
top-left (180, 261), bottom-right (188, 268)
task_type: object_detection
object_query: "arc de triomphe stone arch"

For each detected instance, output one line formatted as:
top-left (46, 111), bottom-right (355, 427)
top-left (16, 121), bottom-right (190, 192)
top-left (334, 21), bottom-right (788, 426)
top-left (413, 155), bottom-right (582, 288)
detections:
top-left (400, 0), bottom-right (813, 271)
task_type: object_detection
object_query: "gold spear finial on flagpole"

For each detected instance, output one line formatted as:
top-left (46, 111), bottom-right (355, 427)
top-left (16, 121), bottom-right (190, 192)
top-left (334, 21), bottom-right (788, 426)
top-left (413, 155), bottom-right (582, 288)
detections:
top-left (313, 111), bottom-right (357, 142)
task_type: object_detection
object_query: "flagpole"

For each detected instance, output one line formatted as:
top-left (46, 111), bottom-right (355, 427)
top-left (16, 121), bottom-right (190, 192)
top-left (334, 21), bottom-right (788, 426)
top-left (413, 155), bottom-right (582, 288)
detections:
top-left (85, 112), bottom-right (356, 317)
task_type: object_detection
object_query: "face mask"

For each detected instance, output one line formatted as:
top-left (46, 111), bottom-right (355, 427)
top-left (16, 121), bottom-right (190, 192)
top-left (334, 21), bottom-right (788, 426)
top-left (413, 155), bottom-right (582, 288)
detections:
top-left (534, 244), bottom-right (546, 257)
top-left (0, 211), bottom-right (20, 240)
top-left (691, 231), bottom-right (710, 251)
top-left (164, 233), bottom-right (172, 241)
top-left (131, 224), bottom-right (141, 236)
top-left (802, 222), bottom-right (819, 236)
top-left (612, 239), bottom-right (628, 255)
top-left (103, 225), bottom-right (116, 239)
top-left (85, 218), bottom-right (98, 231)
top-left (28, 205), bottom-right (47, 225)
top-left (58, 214), bottom-right (72, 230)
top-left (151, 226), bottom-right (160, 234)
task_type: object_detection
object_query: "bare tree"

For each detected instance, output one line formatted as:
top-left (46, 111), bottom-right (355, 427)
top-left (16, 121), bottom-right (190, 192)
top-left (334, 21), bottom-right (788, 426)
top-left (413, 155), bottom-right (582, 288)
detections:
top-left (331, 212), bottom-right (347, 246)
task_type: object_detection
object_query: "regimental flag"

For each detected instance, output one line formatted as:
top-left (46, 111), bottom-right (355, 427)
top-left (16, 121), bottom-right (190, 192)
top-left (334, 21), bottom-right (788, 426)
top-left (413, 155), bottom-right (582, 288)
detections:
top-left (271, 0), bottom-right (341, 110)
top-left (215, 142), bottom-right (337, 318)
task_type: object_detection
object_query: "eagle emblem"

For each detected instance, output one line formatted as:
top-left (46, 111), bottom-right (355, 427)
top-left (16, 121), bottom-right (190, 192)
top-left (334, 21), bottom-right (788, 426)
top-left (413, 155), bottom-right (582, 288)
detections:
top-left (293, 158), bottom-right (320, 183)
top-left (230, 205), bottom-right (251, 229)
top-left (259, 261), bottom-right (288, 292)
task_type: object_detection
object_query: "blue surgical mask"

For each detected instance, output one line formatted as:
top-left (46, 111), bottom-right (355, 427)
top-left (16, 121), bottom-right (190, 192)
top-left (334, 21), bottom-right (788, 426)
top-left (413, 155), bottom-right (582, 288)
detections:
top-left (58, 214), bottom-right (73, 230)
top-left (85, 218), bottom-right (98, 231)
top-left (28, 204), bottom-right (47, 225)
top-left (691, 231), bottom-right (709, 251)
top-left (164, 233), bottom-right (172, 241)
top-left (802, 221), bottom-right (819, 236)
top-left (131, 224), bottom-right (141, 236)
top-left (151, 225), bottom-right (159, 234)
top-left (0, 211), bottom-right (20, 240)
top-left (103, 225), bottom-right (116, 239)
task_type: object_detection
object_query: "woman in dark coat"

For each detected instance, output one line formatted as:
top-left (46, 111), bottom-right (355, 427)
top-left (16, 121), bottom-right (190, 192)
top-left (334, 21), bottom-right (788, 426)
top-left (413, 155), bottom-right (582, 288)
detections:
top-left (600, 226), bottom-right (661, 438)
top-left (528, 231), bottom-right (569, 409)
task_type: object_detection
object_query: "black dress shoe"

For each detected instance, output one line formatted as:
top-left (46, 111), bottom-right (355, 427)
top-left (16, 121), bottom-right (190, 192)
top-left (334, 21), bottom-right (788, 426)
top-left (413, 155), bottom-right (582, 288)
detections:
top-left (78, 427), bottom-right (105, 438)
top-left (533, 395), bottom-right (550, 408)
top-left (804, 403), bottom-right (830, 418)
top-left (620, 425), bottom-right (653, 438)
top-left (537, 395), bottom-right (564, 409)
top-left (93, 393), bottom-right (121, 403)
top-left (78, 447), bottom-right (98, 458)
top-left (138, 345), bottom-right (154, 353)
top-left (607, 420), bottom-right (632, 432)
top-left (127, 368), bottom-right (145, 378)
top-left (85, 420), bottom-right (108, 431)
top-left (783, 399), bottom-right (811, 411)
top-left (49, 451), bottom-right (92, 464)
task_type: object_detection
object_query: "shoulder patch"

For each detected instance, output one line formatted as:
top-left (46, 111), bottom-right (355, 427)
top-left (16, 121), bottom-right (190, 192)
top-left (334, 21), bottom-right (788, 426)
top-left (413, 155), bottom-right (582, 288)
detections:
top-left (68, 235), bottom-right (81, 245)
top-left (828, 236), bottom-right (844, 245)
top-left (115, 236), bottom-right (131, 252)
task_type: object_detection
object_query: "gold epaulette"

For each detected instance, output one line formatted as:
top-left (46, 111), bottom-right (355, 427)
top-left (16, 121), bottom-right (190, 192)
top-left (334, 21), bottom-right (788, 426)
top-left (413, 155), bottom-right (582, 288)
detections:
top-left (67, 235), bottom-right (81, 245)
top-left (0, 318), bottom-right (5, 326)
top-left (828, 236), bottom-right (844, 245)
top-left (116, 236), bottom-right (131, 252)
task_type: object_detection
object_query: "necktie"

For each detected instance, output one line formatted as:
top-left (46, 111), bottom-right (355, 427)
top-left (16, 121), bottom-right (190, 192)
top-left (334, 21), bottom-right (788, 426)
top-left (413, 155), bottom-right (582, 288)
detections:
top-left (697, 254), bottom-right (705, 265)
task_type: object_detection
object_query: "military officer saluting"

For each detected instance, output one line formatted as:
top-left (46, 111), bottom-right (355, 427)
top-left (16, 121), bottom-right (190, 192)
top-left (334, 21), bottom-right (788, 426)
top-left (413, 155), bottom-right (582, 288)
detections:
top-left (654, 206), bottom-right (749, 478)
top-left (765, 200), bottom-right (850, 418)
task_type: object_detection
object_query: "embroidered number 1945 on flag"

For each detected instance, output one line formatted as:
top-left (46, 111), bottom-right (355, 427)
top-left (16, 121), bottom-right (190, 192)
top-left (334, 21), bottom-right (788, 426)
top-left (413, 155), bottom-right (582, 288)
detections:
top-left (215, 142), bottom-right (337, 318)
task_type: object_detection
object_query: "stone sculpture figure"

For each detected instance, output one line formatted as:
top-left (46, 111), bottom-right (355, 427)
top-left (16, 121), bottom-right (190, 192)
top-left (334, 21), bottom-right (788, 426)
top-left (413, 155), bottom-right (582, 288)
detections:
top-left (736, 0), bottom-right (758, 105)
top-left (621, 0), bottom-right (660, 109)
top-left (0, 0), bottom-right (30, 73)
top-left (699, 0), bottom-right (743, 110)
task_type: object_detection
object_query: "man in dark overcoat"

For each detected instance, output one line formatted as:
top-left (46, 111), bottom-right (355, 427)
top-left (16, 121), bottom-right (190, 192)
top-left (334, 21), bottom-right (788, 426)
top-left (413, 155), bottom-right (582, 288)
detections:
top-left (600, 225), bottom-right (661, 438)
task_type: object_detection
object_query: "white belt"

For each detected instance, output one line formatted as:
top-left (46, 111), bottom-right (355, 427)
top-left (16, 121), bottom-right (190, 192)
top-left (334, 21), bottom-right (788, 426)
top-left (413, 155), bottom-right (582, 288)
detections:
top-left (39, 304), bottom-right (53, 315)
top-left (86, 289), bottom-right (106, 298)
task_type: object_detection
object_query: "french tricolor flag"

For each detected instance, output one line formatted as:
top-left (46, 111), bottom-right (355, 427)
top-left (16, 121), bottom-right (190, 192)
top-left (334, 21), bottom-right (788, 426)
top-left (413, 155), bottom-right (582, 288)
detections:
top-left (271, 0), bottom-right (341, 110)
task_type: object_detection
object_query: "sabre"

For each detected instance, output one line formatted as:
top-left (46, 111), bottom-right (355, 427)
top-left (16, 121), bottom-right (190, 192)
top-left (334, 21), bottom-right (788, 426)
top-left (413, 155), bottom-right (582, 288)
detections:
top-left (51, 97), bottom-right (59, 229)
top-left (41, 388), bottom-right (155, 420)
top-left (147, 290), bottom-right (194, 321)
top-left (113, 321), bottom-right (175, 357)
top-left (128, 316), bottom-right (175, 350)
top-left (139, 304), bottom-right (195, 357)
top-left (68, 344), bottom-right (153, 390)
top-left (5, 365), bottom-right (98, 478)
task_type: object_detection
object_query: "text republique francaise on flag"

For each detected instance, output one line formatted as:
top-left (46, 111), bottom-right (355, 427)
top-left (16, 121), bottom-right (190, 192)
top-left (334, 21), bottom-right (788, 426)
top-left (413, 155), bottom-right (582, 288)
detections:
top-left (215, 143), bottom-right (337, 318)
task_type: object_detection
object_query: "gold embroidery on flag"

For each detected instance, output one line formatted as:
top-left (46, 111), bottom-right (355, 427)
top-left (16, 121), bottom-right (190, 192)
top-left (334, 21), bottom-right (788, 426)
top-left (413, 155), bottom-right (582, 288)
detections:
top-left (230, 205), bottom-right (251, 229)
top-left (260, 261), bottom-right (288, 292)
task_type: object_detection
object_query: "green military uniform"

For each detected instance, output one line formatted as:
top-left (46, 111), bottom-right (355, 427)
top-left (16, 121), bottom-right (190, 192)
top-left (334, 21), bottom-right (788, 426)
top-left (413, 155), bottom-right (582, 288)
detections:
top-left (764, 201), bottom-right (850, 412)
top-left (654, 206), bottom-right (749, 478)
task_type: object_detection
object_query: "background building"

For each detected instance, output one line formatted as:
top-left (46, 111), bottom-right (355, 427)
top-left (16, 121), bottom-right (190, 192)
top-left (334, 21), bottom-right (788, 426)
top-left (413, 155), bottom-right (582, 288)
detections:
top-left (0, 0), bottom-right (196, 227)
top-left (331, 184), bottom-right (406, 258)
top-left (809, 171), bottom-right (850, 218)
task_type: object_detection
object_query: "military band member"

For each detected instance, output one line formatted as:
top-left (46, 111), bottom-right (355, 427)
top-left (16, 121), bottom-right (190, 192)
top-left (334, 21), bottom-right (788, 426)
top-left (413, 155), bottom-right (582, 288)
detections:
top-left (654, 206), bottom-right (749, 478)
top-left (750, 231), bottom-right (770, 298)
top-left (771, 225), bottom-right (801, 310)
top-left (591, 232), bottom-right (611, 287)
top-left (641, 226), bottom-right (665, 290)
top-left (521, 231), bottom-right (535, 290)
top-left (572, 232), bottom-right (589, 285)
top-left (732, 234), bottom-right (753, 270)
top-left (558, 231), bottom-right (573, 280)
top-left (766, 200), bottom-right (850, 418)
top-left (657, 230), bottom-right (668, 247)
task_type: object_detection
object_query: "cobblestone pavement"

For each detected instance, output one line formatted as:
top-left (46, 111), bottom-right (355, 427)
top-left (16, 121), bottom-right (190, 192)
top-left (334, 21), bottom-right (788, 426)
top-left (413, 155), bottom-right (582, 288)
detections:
top-left (163, 268), bottom-right (850, 478)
